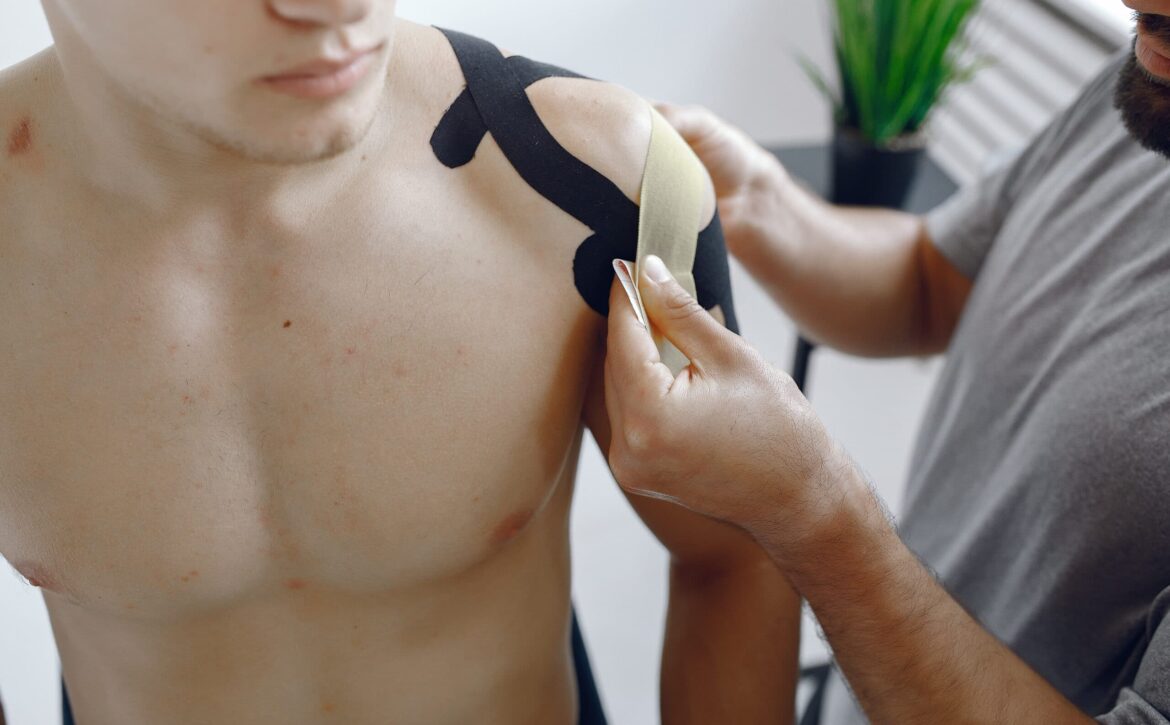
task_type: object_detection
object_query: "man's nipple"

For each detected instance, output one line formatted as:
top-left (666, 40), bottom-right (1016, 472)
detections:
top-left (490, 508), bottom-right (535, 546)
top-left (11, 560), bottom-right (57, 591)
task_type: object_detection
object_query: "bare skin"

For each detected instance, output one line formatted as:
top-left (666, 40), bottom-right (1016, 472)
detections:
top-left (0, 8), bottom-right (797, 725)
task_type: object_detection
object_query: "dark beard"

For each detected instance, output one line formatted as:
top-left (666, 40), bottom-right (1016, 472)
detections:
top-left (1115, 13), bottom-right (1170, 159)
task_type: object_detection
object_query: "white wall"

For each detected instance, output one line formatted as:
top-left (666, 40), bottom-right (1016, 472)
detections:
top-left (0, 2), bottom-right (50, 69)
top-left (0, 3), bottom-right (943, 724)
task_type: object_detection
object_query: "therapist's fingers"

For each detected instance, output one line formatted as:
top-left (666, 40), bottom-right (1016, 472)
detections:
top-left (638, 255), bottom-right (743, 373)
top-left (653, 102), bottom-right (716, 147)
top-left (606, 261), bottom-right (674, 396)
top-left (654, 103), bottom-right (738, 183)
top-left (654, 102), bottom-right (779, 202)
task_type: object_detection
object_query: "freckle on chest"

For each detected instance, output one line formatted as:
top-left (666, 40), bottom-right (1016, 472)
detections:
top-left (6, 117), bottom-right (33, 157)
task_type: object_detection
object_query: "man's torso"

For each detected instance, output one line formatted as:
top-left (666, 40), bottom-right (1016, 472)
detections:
top-left (0, 21), bottom-right (644, 724)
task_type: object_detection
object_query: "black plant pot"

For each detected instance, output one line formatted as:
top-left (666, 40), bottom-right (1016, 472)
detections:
top-left (829, 126), bottom-right (926, 207)
top-left (791, 126), bottom-right (926, 395)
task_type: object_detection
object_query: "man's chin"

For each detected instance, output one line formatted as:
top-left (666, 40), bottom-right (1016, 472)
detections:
top-left (1115, 46), bottom-right (1170, 159)
top-left (190, 96), bottom-right (383, 166)
top-left (210, 121), bottom-right (375, 166)
top-left (241, 134), bottom-right (365, 166)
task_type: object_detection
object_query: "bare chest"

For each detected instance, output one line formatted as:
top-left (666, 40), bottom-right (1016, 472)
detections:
top-left (0, 197), bottom-right (600, 616)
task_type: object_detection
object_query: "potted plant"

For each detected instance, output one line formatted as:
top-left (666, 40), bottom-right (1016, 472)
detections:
top-left (803, 0), bottom-right (982, 207)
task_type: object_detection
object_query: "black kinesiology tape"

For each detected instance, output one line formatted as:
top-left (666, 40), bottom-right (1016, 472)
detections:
top-left (431, 28), bottom-right (739, 333)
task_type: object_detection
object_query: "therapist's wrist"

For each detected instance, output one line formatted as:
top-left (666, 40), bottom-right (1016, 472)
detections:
top-left (728, 155), bottom-right (806, 268)
top-left (747, 449), bottom-right (886, 578)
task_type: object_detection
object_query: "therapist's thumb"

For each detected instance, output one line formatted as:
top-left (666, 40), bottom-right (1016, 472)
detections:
top-left (639, 255), bottom-right (739, 371)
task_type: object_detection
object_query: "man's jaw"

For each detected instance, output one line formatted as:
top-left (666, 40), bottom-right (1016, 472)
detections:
top-left (1114, 10), bottom-right (1170, 159)
top-left (1135, 13), bottom-right (1170, 84)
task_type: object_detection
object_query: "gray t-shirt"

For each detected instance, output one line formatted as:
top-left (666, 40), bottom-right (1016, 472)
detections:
top-left (821, 54), bottom-right (1170, 724)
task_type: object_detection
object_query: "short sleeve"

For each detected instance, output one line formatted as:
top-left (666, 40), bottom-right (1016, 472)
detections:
top-left (925, 144), bottom-right (1028, 280)
top-left (1096, 590), bottom-right (1170, 724)
top-left (925, 52), bottom-right (1127, 280)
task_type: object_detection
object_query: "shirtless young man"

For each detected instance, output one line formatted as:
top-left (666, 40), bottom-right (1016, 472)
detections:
top-left (0, 2), bottom-right (800, 723)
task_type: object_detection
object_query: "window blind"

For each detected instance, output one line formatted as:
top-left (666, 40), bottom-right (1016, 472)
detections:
top-left (928, 0), bottom-right (1128, 184)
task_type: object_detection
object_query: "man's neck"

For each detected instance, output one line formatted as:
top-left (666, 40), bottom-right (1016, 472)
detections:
top-left (42, 40), bottom-right (395, 228)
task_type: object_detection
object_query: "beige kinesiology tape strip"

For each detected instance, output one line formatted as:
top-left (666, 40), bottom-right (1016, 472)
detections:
top-left (616, 105), bottom-right (706, 376)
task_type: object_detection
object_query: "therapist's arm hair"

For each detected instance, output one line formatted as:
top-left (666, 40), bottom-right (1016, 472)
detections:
top-left (728, 160), bottom-right (971, 358)
top-left (768, 474), bottom-right (1094, 725)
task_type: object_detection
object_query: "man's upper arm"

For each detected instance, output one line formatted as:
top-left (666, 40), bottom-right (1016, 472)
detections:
top-left (530, 75), bottom-right (759, 562)
top-left (1097, 590), bottom-right (1170, 724)
top-left (580, 308), bottom-right (769, 567)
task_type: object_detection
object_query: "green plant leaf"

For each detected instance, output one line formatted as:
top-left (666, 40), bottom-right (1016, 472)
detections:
top-left (804, 0), bottom-right (983, 144)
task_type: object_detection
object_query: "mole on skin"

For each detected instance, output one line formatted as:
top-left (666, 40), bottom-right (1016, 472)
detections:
top-left (6, 117), bottom-right (33, 157)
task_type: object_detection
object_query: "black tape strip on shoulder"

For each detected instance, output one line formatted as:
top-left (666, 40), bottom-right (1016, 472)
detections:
top-left (431, 55), bottom-right (588, 169)
top-left (431, 27), bottom-right (739, 333)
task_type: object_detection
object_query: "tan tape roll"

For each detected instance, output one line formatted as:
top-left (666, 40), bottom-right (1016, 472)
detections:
top-left (631, 105), bottom-right (706, 376)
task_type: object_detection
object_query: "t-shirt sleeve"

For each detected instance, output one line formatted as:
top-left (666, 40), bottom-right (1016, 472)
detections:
top-left (1096, 593), bottom-right (1170, 724)
top-left (925, 145), bottom-right (1029, 281)
top-left (925, 52), bottom-right (1127, 280)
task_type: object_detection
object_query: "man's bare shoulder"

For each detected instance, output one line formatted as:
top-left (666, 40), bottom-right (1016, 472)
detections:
top-left (0, 49), bottom-right (60, 216)
top-left (0, 57), bottom-right (30, 194)
top-left (406, 25), bottom-right (715, 221)
top-left (526, 73), bottom-right (653, 204)
top-left (392, 21), bottom-right (475, 130)
top-left (0, 55), bottom-right (34, 248)
top-left (523, 65), bottom-right (717, 224)
top-left (395, 24), bottom-right (650, 197)
top-left (0, 49), bottom-right (57, 148)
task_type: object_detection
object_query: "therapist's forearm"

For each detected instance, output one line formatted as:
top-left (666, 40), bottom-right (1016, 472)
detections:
top-left (762, 473), bottom-right (1092, 725)
top-left (661, 557), bottom-right (801, 725)
top-left (730, 160), bottom-right (945, 357)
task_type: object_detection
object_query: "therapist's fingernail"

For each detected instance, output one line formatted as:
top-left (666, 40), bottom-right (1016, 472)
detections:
top-left (643, 254), bottom-right (672, 283)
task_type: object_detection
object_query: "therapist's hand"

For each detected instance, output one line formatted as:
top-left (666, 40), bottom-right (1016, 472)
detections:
top-left (654, 103), bottom-right (792, 257)
top-left (605, 255), bottom-right (863, 558)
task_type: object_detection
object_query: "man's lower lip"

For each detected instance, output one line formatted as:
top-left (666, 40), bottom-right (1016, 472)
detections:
top-left (260, 50), bottom-right (377, 99)
top-left (1136, 32), bottom-right (1170, 80)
